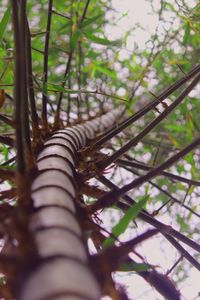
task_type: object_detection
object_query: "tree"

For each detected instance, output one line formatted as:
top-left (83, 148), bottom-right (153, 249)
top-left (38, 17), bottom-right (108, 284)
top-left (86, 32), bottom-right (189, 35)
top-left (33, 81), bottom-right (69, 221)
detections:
top-left (0, 0), bottom-right (200, 299)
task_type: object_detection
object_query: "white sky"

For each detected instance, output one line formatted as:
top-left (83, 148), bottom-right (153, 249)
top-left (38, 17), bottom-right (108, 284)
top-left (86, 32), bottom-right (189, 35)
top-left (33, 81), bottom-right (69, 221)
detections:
top-left (110, 0), bottom-right (158, 49)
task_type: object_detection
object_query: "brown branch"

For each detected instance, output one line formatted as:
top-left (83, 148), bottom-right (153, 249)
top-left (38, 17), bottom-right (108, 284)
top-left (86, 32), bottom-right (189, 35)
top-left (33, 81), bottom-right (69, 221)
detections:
top-left (0, 170), bottom-right (15, 182)
top-left (0, 188), bottom-right (16, 200)
top-left (91, 64), bottom-right (200, 152)
top-left (92, 134), bottom-right (200, 212)
top-left (1, 156), bottom-right (16, 167)
top-left (117, 158), bottom-right (200, 187)
top-left (0, 135), bottom-right (14, 147)
top-left (25, 18), bottom-right (40, 141)
top-left (96, 72), bottom-right (200, 169)
top-left (0, 114), bottom-right (15, 127)
top-left (139, 270), bottom-right (181, 300)
top-left (121, 166), bottom-right (200, 219)
top-left (94, 176), bottom-right (200, 261)
top-left (54, 0), bottom-right (91, 127)
top-left (52, 10), bottom-right (70, 19)
top-left (98, 229), bottom-right (158, 272)
top-left (42, 0), bottom-right (53, 132)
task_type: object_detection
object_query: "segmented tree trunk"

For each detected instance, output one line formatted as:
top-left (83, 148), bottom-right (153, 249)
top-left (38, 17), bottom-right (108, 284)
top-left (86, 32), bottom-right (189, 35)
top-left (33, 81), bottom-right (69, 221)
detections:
top-left (19, 108), bottom-right (123, 300)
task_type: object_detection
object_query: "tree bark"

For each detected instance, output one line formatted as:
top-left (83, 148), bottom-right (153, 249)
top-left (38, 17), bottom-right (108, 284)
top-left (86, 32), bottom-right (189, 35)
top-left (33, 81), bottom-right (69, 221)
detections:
top-left (18, 108), bottom-right (123, 300)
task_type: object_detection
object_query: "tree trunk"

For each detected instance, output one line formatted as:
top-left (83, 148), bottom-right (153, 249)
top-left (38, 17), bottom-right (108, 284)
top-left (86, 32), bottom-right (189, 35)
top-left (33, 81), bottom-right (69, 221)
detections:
top-left (18, 108), bottom-right (123, 300)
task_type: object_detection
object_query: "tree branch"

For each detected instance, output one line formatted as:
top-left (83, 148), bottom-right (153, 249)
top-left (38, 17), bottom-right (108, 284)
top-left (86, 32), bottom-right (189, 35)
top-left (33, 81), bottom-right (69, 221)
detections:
top-left (96, 72), bottom-right (200, 169)
top-left (91, 64), bottom-right (200, 152)
top-left (41, 0), bottom-right (53, 132)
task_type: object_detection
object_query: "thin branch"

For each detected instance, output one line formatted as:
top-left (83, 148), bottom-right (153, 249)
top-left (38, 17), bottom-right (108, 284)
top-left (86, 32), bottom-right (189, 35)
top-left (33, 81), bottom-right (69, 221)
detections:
top-left (117, 159), bottom-right (200, 187)
top-left (96, 72), bottom-right (200, 169)
top-left (25, 18), bottom-right (40, 140)
top-left (1, 157), bottom-right (16, 167)
top-left (163, 234), bottom-right (200, 271)
top-left (166, 256), bottom-right (183, 276)
top-left (79, 0), bottom-right (90, 23)
top-left (52, 10), bottom-right (70, 19)
top-left (122, 166), bottom-right (200, 219)
top-left (95, 176), bottom-right (200, 270)
top-left (42, 0), bottom-right (53, 131)
top-left (54, 0), bottom-right (91, 127)
top-left (0, 136), bottom-right (14, 147)
top-left (0, 114), bottom-right (15, 127)
top-left (91, 64), bottom-right (200, 151)
top-left (92, 134), bottom-right (200, 211)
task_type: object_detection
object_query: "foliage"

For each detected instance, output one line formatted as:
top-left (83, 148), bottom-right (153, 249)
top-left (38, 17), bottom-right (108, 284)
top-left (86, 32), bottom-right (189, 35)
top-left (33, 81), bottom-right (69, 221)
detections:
top-left (0, 0), bottom-right (200, 299)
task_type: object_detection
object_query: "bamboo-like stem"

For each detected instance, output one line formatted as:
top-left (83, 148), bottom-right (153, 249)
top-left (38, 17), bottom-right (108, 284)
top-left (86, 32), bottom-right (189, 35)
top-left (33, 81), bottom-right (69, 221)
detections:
top-left (17, 108), bottom-right (123, 300)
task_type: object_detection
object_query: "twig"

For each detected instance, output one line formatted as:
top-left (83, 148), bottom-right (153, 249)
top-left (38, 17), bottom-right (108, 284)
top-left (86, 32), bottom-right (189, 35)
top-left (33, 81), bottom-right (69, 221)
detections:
top-left (42, 0), bottom-right (53, 131)
top-left (117, 159), bottom-right (200, 187)
top-left (96, 72), bottom-right (200, 169)
top-left (91, 64), bottom-right (200, 152)
top-left (54, 0), bottom-right (91, 127)
top-left (92, 134), bottom-right (200, 211)
top-left (95, 176), bottom-right (200, 271)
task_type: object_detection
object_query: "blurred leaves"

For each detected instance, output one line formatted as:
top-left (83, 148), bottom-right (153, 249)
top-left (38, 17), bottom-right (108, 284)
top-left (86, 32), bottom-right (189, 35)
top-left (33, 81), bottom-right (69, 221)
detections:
top-left (0, 5), bottom-right (10, 45)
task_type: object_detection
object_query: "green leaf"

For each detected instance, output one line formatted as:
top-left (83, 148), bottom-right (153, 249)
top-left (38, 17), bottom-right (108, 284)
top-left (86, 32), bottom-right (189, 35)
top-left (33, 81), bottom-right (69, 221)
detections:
top-left (70, 29), bottom-right (82, 51)
top-left (45, 82), bottom-right (79, 94)
top-left (103, 195), bottom-right (149, 248)
top-left (118, 262), bottom-right (150, 272)
top-left (93, 61), bottom-right (116, 79)
top-left (176, 214), bottom-right (189, 232)
top-left (0, 144), bottom-right (9, 161)
top-left (84, 32), bottom-right (120, 46)
top-left (80, 15), bottom-right (102, 29)
top-left (165, 124), bottom-right (184, 132)
top-left (183, 22), bottom-right (190, 45)
top-left (0, 6), bottom-right (10, 43)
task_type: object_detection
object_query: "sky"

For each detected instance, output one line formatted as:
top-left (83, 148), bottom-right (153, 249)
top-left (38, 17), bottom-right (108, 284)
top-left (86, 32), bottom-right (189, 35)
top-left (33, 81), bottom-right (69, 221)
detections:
top-left (103, 1), bottom-right (200, 299)
top-left (110, 0), bottom-right (159, 49)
